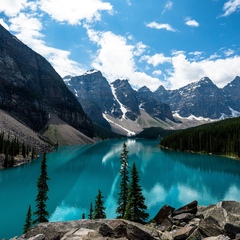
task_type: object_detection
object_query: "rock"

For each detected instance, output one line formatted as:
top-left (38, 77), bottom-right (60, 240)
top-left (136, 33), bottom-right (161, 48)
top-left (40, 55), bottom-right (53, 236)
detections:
top-left (186, 228), bottom-right (204, 240)
top-left (198, 217), bottom-right (225, 237)
top-left (27, 235), bottom-right (45, 240)
top-left (98, 223), bottom-right (114, 237)
top-left (202, 235), bottom-right (231, 240)
top-left (172, 201), bottom-right (198, 217)
top-left (220, 201), bottom-right (240, 217)
top-left (236, 233), bottom-right (240, 240)
top-left (24, 224), bottom-right (61, 240)
top-left (157, 217), bottom-right (173, 232)
top-left (202, 203), bottom-right (240, 228)
top-left (154, 205), bottom-right (175, 224)
top-left (172, 213), bottom-right (195, 222)
top-left (161, 231), bottom-right (174, 240)
top-left (17, 201), bottom-right (240, 240)
top-left (20, 219), bottom-right (161, 240)
top-left (224, 223), bottom-right (240, 238)
top-left (112, 223), bottom-right (127, 238)
top-left (126, 224), bottom-right (158, 240)
top-left (173, 226), bottom-right (196, 240)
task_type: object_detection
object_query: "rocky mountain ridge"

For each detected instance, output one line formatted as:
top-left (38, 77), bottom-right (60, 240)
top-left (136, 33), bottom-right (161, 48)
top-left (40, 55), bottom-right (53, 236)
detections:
top-left (0, 24), bottom-right (94, 146)
top-left (64, 70), bottom-right (175, 136)
top-left (65, 71), bottom-right (240, 136)
top-left (154, 76), bottom-right (240, 119)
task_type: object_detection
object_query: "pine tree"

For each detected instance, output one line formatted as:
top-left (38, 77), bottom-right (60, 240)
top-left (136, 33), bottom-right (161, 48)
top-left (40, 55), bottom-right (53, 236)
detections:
top-left (33, 152), bottom-right (50, 224)
top-left (124, 162), bottom-right (149, 223)
top-left (116, 142), bottom-right (129, 218)
top-left (93, 189), bottom-right (106, 219)
top-left (23, 205), bottom-right (32, 234)
top-left (88, 202), bottom-right (94, 219)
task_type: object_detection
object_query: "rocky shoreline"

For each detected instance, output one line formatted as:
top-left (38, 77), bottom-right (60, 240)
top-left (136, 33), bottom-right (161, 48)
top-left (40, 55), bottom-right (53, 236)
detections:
top-left (13, 200), bottom-right (240, 240)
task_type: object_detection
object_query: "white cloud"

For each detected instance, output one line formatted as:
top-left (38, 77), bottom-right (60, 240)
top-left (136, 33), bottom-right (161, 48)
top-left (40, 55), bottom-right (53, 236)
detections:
top-left (134, 42), bottom-right (148, 56)
top-left (9, 13), bottom-right (44, 42)
top-left (146, 22), bottom-right (177, 32)
top-left (0, 19), bottom-right (9, 30)
top-left (9, 13), bottom-right (85, 77)
top-left (222, 0), bottom-right (240, 16)
top-left (189, 51), bottom-right (203, 56)
top-left (162, 1), bottom-right (173, 14)
top-left (39, 0), bottom-right (113, 25)
top-left (224, 48), bottom-right (234, 56)
top-left (185, 18), bottom-right (199, 27)
top-left (141, 53), bottom-right (171, 67)
top-left (0, 0), bottom-right (28, 17)
top-left (168, 52), bottom-right (240, 89)
top-left (153, 70), bottom-right (162, 76)
top-left (142, 50), bottom-right (240, 89)
top-left (86, 27), bottom-right (161, 90)
top-left (126, 0), bottom-right (132, 6)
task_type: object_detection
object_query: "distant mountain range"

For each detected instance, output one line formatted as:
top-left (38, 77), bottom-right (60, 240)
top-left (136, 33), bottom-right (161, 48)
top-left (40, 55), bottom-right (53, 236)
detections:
top-left (154, 76), bottom-right (240, 119)
top-left (64, 70), bottom-right (175, 136)
top-left (64, 71), bottom-right (240, 135)
top-left (1, 22), bottom-right (239, 141)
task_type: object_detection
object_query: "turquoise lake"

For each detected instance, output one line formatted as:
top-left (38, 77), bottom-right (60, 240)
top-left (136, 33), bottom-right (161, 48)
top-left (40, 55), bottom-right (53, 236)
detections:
top-left (1, 139), bottom-right (240, 238)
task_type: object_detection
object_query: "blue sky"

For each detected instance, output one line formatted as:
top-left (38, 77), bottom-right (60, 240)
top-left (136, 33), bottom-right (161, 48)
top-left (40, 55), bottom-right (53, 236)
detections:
top-left (0, 0), bottom-right (240, 90)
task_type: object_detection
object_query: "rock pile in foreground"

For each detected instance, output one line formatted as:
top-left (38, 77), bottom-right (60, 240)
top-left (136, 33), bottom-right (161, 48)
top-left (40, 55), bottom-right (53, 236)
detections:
top-left (15, 200), bottom-right (240, 240)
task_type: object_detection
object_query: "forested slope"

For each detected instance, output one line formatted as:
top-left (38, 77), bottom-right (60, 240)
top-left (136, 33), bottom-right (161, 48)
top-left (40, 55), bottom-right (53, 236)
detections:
top-left (160, 117), bottom-right (240, 158)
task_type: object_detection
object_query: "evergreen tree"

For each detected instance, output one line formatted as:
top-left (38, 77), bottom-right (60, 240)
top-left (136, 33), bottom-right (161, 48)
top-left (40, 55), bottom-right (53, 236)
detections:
top-left (31, 147), bottom-right (35, 161)
top-left (23, 205), bottom-right (32, 234)
top-left (33, 152), bottom-right (50, 224)
top-left (22, 142), bottom-right (26, 158)
top-left (124, 162), bottom-right (149, 223)
top-left (116, 142), bottom-right (129, 218)
top-left (88, 202), bottom-right (93, 219)
top-left (93, 189), bottom-right (106, 219)
top-left (3, 151), bottom-right (8, 169)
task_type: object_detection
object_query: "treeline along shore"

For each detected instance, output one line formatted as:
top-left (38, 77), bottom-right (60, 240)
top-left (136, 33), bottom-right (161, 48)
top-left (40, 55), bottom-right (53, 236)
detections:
top-left (160, 117), bottom-right (240, 159)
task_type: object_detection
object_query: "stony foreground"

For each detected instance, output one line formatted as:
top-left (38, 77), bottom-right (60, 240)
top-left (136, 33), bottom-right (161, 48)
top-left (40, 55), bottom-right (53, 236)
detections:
top-left (14, 200), bottom-right (240, 240)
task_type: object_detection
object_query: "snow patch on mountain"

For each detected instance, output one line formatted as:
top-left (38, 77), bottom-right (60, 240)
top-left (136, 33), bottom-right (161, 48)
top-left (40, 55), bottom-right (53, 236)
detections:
top-left (83, 69), bottom-right (99, 75)
top-left (110, 83), bottom-right (128, 120)
top-left (173, 112), bottom-right (214, 122)
top-left (103, 113), bottom-right (135, 136)
top-left (229, 107), bottom-right (240, 117)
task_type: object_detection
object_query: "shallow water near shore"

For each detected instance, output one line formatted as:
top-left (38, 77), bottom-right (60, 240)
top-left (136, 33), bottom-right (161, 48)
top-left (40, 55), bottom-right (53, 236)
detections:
top-left (1, 139), bottom-right (240, 239)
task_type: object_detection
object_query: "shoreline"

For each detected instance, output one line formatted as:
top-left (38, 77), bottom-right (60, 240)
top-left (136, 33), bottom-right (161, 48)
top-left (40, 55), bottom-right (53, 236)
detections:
top-left (160, 145), bottom-right (240, 161)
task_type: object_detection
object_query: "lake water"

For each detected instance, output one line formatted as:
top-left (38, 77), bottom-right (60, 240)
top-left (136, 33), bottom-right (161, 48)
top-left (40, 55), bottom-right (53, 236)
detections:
top-left (1, 139), bottom-right (240, 238)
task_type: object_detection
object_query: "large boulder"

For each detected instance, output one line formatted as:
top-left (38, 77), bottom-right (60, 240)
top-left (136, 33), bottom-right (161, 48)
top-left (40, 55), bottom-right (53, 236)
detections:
top-left (20, 219), bottom-right (161, 240)
top-left (153, 205), bottom-right (175, 224)
top-left (172, 201), bottom-right (198, 216)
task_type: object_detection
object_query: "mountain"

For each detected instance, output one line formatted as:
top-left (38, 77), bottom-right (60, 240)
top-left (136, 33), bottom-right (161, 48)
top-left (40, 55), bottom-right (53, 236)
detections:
top-left (64, 71), bottom-right (175, 136)
top-left (64, 70), bottom-right (120, 130)
top-left (137, 86), bottom-right (175, 122)
top-left (0, 24), bottom-right (94, 144)
top-left (223, 76), bottom-right (240, 113)
top-left (154, 77), bottom-right (239, 119)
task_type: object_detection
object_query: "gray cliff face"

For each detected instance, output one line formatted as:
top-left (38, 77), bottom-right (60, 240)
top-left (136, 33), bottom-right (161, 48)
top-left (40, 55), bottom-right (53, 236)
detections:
top-left (65, 73), bottom-right (176, 130)
top-left (111, 79), bottom-right (140, 121)
top-left (64, 70), bottom-right (121, 129)
top-left (223, 76), bottom-right (240, 112)
top-left (137, 86), bottom-right (175, 122)
top-left (0, 24), bottom-right (94, 137)
top-left (154, 77), bottom-right (235, 119)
